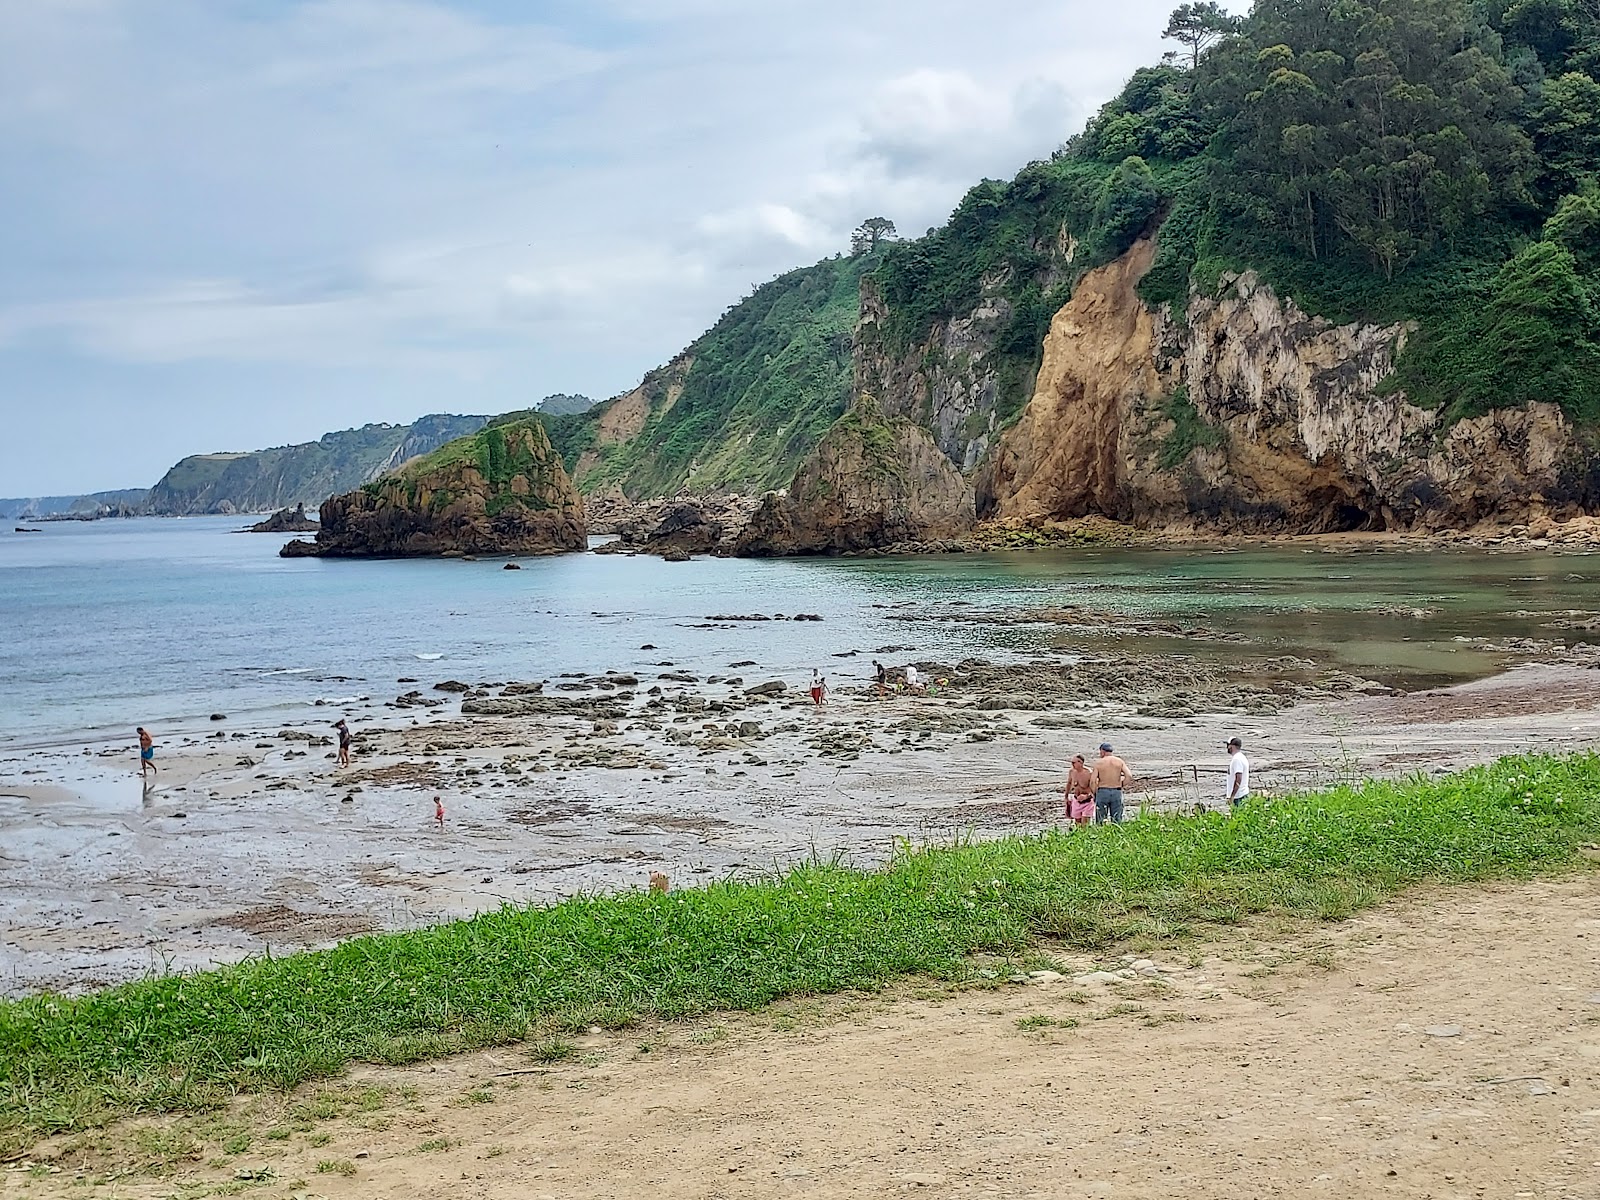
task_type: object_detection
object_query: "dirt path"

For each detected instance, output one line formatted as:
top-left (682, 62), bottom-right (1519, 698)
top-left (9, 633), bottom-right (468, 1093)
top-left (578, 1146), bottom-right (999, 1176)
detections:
top-left (15, 876), bottom-right (1599, 1199)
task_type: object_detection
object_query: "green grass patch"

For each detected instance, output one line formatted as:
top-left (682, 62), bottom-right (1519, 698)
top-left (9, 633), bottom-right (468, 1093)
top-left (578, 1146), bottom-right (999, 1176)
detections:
top-left (2, 753), bottom-right (1596, 1148)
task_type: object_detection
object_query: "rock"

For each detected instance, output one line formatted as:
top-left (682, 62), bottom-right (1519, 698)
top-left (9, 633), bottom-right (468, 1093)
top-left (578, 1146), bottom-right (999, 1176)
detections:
top-left (1072, 971), bottom-right (1126, 986)
top-left (744, 681), bottom-right (787, 698)
top-left (280, 419), bottom-right (586, 558)
top-left (503, 562), bottom-right (522, 570)
top-left (209, 713), bottom-right (226, 721)
top-left (1423, 1025), bottom-right (1463, 1038)
top-left (242, 503), bottom-right (319, 534)
top-left (737, 721), bottom-right (763, 738)
top-left (1027, 970), bottom-right (1066, 984)
top-left (433, 680), bottom-right (471, 692)
top-left (735, 395), bottom-right (976, 556)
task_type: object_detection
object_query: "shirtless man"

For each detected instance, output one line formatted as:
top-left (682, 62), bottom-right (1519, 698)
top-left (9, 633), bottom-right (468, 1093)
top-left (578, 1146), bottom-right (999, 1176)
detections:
top-left (1091, 742), bottom-right (1132, 824)
top-left (1065, 753), bottom-right (1095, 826)
top-left (136, 727), bottom-right (157, 778)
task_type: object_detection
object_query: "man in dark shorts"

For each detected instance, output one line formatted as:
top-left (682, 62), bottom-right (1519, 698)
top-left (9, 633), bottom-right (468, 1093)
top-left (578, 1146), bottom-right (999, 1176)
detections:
top-left (335, 719), bottom-right (352, 767)
top-left (1091, 742), bottom-right (1132, 824)
top-left (873, 660), bottom-right (888, 697)
top-left (137, 727), bottom-right (157, 777)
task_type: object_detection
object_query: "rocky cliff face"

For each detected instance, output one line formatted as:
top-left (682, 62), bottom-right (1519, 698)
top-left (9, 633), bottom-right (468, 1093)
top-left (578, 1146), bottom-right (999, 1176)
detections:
top-left (280, 420), bottom-right (585, 558)
top-left (978, 240), bottom-right (1596, 531)
top-left (735, 397), bottom-right (974, 556)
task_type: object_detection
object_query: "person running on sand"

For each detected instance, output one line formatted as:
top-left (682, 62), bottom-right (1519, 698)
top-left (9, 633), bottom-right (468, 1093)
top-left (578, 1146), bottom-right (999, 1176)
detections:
top-left (810, 669), bottom-right (826, 707)
top-left (1065, 753), bottom-right (1095, 826)
top-left (334, 719), bottom-right (352, 767)
top-left (1091, 742), bottom-right (1132, 824)
top-left (1224, 736), bottom-right (1250, 810)
top-left (137, 727), bottom-right (157, 777)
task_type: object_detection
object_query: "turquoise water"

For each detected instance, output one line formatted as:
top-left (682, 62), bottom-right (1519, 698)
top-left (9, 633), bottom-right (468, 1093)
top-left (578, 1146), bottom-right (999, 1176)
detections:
top-left (2, 518), bottom-right (1595, 748)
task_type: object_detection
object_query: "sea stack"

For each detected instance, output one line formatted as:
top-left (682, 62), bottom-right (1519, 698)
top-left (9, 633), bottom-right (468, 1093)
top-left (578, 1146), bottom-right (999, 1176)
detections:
top-left (281, 419), bottom-right (586, 558)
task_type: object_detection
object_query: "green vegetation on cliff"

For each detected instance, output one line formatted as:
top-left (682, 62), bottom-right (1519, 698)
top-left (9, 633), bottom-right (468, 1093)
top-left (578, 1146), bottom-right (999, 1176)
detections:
top-left (146, 415), bottom-right (490, 515)
top-left (373, 419), bottom-right (567, 515)
top-left (2, 753), bottom-right (1595, 1142)
top-left (869, 0), bottom-right (1600, 429)
top-left (551, 256), bottom-right (866, 498)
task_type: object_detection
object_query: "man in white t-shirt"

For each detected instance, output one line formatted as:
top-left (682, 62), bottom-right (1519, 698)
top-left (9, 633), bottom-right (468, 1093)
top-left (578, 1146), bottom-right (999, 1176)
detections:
top-left (903, 664), bottom-right (921, 692)
top-left (1225, 737), bottom-right (1250, 809)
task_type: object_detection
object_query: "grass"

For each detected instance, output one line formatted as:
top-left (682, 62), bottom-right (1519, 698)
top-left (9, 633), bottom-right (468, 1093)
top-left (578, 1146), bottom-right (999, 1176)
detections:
top-left (2, 753), bottom-right (1597, 1150)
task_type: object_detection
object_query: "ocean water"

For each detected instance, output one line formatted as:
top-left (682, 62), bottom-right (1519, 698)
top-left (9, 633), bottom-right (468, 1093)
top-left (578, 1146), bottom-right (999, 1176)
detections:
top-left (2, 517), bottom-right (1595, 749)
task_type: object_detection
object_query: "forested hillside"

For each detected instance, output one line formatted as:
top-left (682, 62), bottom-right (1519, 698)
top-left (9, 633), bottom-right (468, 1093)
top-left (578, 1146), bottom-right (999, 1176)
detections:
top-left (537, 255), bottom-right (868, 499)
top-left (868, 0), bottom-right (1600, 432)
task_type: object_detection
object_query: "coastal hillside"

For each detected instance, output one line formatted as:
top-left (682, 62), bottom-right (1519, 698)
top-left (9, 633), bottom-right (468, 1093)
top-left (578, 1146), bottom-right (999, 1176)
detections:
top-left (0, 489), bottom-right (148, 521)
top-left (771, 0), bottom-right (1600, 543)
top-left (144, 413), bottom-right (492, 515)
top-left (536, 255), bottom-right (869, 500)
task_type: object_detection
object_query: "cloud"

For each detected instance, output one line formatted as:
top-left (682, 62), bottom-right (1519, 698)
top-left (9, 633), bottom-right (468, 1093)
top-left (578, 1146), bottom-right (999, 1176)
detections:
top-left (0, 0), bottom-right (1192, 492)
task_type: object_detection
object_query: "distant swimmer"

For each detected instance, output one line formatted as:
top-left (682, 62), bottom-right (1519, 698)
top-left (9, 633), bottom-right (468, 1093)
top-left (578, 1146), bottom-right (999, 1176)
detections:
top-left (334, 719), bottom-right (352, 767)
top-left (137, 727), bottom-right (157, 777)
top-left (434, 795), bottom-right (445, 830)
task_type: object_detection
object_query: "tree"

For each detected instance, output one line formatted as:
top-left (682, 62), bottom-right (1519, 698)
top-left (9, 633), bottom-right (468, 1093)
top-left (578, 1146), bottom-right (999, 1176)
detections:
top-left (1095, 156), bottom-right (1162, 254)
top-left (1163, 2), bottom-right (1242, 71)
top-left (850, 217), bottom-right (898, 255)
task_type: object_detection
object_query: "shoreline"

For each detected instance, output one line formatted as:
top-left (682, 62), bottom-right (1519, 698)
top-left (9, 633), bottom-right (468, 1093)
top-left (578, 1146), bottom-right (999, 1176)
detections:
top-left (4, 638), bottom-right (1599, 997)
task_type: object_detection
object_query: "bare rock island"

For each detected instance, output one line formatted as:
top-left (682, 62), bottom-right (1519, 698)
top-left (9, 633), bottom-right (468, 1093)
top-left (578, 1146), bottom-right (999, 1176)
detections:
top-left (281, 419), bottom-right (586, 558)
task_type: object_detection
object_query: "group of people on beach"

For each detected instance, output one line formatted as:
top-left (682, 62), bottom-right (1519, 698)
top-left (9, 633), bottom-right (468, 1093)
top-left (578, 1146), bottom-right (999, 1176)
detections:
top-left (1062, 737), bottom-right (1251, 825)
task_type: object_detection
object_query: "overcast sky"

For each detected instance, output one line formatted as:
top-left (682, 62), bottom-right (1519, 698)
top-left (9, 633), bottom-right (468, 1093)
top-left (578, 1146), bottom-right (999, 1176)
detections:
top-left (1, 0), bottom-right (1193, 496)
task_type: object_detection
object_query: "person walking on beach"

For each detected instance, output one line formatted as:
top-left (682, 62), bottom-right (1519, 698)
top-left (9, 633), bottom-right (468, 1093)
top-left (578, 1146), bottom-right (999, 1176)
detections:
top-left (136, 727), bottom-right (157, 778)
top-left (334, 719), bottom-right (352, 767)
top-left (873, 660), bottom-right (888, 698)
top-left (903, 663), bottom-right (921, 694)
top-left (810, 669), bottom-right (827, 707)
top-left (1091, 742), bottom-right (1132, 824)
top-left (1065, 753), bottom-right (1095, 827)
top-left (1225, 736), bottom-right (1250, 810)
top-left (434, 796), bottom-right (445, 830)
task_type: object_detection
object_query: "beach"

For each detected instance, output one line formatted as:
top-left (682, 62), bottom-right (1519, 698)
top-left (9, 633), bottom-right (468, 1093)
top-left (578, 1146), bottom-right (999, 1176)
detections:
top-left (4, 644), bottom-right (1599, 997)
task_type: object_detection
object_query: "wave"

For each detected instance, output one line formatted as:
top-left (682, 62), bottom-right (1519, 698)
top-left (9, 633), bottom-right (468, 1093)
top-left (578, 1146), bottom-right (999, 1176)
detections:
top-left (414, 652), bottom-right (445, 661)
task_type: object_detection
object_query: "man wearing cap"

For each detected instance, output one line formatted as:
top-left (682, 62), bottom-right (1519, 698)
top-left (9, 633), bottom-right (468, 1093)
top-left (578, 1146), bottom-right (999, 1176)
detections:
top-left (1225, 737), bottom-right (1250, 809)
top-left (1091, 742), bottom-right (1132, 824)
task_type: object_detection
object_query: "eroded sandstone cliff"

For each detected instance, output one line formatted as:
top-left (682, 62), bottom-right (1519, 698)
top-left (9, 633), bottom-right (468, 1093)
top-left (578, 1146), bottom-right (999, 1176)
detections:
top-left (280, 420), bottom-right (585, 558)
top-left (735, 397), bottom-right (974, 556)
top-left (978, 240), bottom-right (1597, 532)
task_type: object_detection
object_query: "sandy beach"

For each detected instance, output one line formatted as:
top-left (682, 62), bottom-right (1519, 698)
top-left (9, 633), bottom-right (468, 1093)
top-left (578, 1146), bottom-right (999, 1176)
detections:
top-left (3, 622), bottom-right (1598, 997)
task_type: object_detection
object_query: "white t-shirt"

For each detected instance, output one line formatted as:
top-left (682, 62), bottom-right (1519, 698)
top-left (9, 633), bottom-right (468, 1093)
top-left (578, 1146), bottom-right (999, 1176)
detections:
top-left (904, 665), bottom-right (920, 688)
top-left (1228, 751), bottom-right (1250, 799)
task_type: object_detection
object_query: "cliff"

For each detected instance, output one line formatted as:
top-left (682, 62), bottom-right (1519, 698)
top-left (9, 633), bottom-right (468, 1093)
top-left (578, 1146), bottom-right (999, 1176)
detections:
top-left (147, 414), bottom-right (490, 515)
top-left (280, 419), bottom-right (585, 558)
top-left (735, 397), bottom-right (973, 556)
top-left (979, 240), bottom-right (1598, 532)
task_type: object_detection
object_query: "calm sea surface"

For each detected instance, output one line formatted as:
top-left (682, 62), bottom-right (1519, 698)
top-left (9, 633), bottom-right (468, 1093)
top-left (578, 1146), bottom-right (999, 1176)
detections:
top-left (2, 517), bottom-right (1595, 749)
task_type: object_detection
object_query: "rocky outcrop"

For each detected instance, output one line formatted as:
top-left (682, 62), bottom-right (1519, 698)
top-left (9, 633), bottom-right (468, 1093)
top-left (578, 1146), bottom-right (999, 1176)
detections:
top-left (735, 397), bottom-right (975, 556)
top-left (588, 492), bottom-right (761, 557)
top-left (977, 239), bottom-right (1598, 532)
top-left (243, 503), bottom-right (318, 533)
top-left (280, 420), bottom-right (585, 558)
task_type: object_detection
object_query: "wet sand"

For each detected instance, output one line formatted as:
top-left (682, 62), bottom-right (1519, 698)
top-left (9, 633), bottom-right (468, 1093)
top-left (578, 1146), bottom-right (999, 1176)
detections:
top-left (3, 650), bottom-right (1599, 997)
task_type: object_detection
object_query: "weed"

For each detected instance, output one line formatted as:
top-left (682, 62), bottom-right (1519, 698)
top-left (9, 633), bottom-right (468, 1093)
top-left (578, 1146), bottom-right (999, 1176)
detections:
top-left (315, 1159), bottom-right (356, 1176)
top-left (1015, 1015), bottom-right (1080, 1032)
top-left (459, 1089), bottom-right (493, 1105)
top-left (303, 1133), bottom-right (331, 1148)
top-left (417, 1138), bottom-right (455, 1153)
top-left (2, 752), bottom-right (1596, 1145)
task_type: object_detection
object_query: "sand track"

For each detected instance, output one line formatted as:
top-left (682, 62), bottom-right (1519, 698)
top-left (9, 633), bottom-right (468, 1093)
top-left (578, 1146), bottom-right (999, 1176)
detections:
top-left (16, 877), bottom-right (1600, 1198)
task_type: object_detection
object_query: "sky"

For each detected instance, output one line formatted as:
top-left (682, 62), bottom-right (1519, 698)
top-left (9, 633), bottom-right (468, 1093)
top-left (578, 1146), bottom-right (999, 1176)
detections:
top-left (1, 0), bottom-right (1194, 496)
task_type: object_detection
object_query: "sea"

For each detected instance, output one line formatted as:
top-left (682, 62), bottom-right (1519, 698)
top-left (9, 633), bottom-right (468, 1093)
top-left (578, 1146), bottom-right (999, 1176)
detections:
top-left (2, 516), bottom-right (1596, 751)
